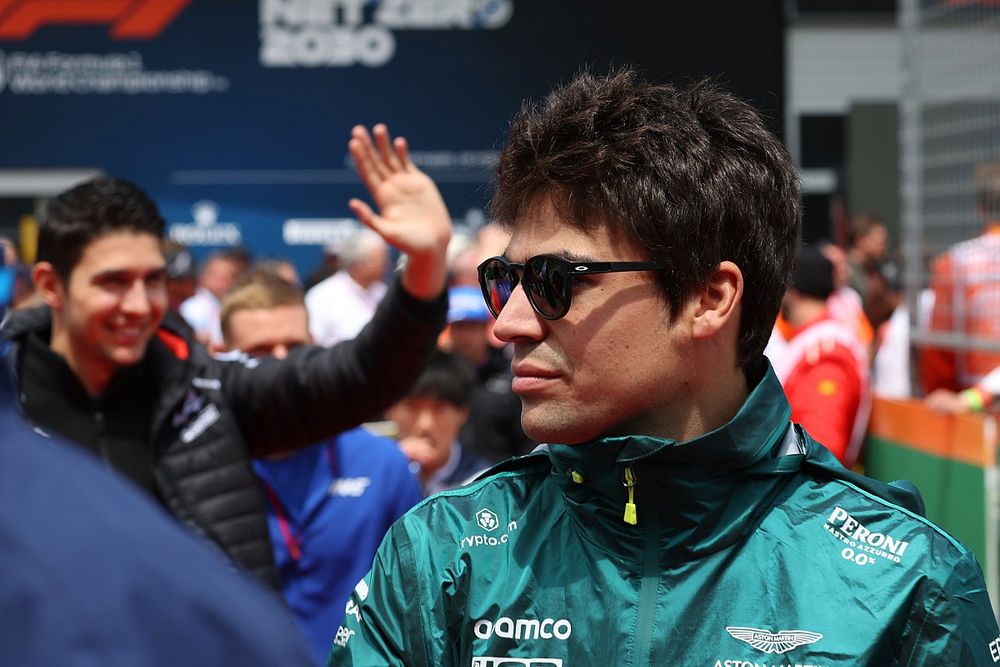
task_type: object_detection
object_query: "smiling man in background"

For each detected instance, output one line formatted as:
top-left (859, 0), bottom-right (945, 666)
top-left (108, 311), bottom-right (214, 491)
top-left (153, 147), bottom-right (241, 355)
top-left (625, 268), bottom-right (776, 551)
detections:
top-left (1, 123), bottom-right (451, 589)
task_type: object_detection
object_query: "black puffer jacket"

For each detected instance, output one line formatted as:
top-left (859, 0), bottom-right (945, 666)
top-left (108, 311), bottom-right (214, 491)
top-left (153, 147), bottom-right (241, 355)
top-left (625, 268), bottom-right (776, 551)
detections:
top-left (2, 280), bottom-right (447, 586)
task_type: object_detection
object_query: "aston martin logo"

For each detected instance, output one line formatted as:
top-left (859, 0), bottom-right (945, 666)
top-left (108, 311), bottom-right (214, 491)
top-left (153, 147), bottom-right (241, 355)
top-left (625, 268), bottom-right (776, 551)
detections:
top-left (725, 627), bottom-right (823, 654)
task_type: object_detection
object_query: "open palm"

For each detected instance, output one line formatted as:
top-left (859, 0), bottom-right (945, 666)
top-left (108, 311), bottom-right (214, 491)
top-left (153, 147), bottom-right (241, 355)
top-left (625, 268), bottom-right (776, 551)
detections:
top-left (348, 124), bottom-right (451, 260)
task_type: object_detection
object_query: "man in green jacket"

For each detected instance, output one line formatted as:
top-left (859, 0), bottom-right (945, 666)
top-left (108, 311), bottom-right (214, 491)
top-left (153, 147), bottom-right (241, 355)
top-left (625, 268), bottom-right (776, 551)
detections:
top-left (328, 70), bottom-right (1000, 666)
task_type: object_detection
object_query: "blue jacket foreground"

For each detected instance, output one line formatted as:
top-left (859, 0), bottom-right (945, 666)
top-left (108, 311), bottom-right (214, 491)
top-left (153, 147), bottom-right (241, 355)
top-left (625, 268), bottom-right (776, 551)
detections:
top-left (0, 394), bottom-right (316, 666)
top-left (329, 367), bottom-right (1000, 666)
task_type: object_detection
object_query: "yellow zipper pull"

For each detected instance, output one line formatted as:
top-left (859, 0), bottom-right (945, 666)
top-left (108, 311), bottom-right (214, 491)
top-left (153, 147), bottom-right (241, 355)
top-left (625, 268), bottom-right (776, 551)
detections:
top-left (623, 466), bottom-right (638, 525)
top-left (570, 469), bottom-right (585, 484)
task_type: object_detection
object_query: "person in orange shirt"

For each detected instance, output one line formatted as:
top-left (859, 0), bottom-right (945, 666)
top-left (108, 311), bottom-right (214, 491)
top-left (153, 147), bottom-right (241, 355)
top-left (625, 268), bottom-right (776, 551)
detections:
top-left (921, 161), bottom-right (1000, 393)
top-left (773, 245), bottom-right (871, 468)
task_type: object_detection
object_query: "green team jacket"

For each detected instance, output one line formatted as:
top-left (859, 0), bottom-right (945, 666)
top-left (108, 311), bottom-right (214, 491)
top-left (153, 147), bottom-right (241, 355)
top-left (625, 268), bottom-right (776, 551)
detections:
top-left (327, 369), bottom-right (1000, 666)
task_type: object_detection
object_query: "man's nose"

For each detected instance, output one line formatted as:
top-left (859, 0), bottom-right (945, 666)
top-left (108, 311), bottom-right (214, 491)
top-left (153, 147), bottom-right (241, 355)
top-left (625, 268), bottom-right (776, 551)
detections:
top-left (414, 407), bottom-right (438, 434)
top-left (120, 280), bottom-right (152, 316)
top-left (491, 283), bottom-right (545, 343)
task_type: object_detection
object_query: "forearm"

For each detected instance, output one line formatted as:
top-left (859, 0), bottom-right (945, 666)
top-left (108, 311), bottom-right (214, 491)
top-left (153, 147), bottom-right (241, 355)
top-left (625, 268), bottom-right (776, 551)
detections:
top-left (232, 278), bottom-right (447, 455)
top-left (400, 246), bottom-right (449, 302)
top-left (961, 367), bottom-right (1000, 411)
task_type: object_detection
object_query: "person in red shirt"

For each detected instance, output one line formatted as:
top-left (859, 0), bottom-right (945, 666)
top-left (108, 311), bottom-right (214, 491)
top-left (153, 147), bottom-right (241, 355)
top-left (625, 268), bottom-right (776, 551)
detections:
top-left (772, 245), bottom-right (871, 467)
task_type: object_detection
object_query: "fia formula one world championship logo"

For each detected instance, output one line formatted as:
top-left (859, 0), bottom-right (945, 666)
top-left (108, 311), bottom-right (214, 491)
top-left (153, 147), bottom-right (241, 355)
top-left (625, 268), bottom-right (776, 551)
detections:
top-left (0, 0), bottom-right (191, 40)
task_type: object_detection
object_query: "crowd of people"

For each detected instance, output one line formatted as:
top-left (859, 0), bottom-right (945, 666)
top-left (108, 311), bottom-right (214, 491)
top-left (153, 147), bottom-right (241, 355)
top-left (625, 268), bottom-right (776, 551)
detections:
top-left (764, 166), bottom-right (1000, 472)
top-left (2, 69), bottom-right (999, 665)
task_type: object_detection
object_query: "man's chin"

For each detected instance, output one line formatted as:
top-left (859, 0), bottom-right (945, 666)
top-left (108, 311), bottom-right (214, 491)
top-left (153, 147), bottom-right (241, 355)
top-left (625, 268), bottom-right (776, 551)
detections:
top-left (108, 342), bottom-right (151, 367)
top-left (522, 413), bottom-right (588, 445)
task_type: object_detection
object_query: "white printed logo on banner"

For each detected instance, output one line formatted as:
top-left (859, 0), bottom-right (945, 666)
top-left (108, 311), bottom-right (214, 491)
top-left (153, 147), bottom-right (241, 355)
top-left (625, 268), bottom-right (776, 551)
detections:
top-left (168, 200), bottom-right (243, 247)
top-left (0, 51), bottom-right (228, 96)
top-left (260, 0), bottom-right (515, 68)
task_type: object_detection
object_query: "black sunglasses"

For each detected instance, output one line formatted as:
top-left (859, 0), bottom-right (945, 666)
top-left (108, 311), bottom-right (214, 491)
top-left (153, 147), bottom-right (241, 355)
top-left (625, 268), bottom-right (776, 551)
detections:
top-left (477, 254), bottom-right (662, 320)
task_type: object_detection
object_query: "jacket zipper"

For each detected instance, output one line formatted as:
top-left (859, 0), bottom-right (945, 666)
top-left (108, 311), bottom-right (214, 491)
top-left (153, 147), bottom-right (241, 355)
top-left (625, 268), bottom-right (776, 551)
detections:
top-left (625, 464), bottom-right (659, 666)
top-left (623, 466), bottom-right (638, 525)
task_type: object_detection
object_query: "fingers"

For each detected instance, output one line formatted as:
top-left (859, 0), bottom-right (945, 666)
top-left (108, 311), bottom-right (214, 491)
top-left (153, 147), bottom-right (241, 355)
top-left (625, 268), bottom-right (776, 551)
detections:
top-left (372, 124), bottom-right (403, 172)
top-left (393, 136), bottom-right (412, 169)
top-left (924, 389), bottom-right (963, 414)
top-left (349, 125), bottom-right (386, 192)
top-left (348, 198), bottom-right (384, 235)
top-left (350, 123), bottom-right (409, 178)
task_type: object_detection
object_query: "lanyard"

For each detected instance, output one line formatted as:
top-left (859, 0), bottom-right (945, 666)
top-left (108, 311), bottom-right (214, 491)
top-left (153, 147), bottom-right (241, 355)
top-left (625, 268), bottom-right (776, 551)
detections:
top-left (259, 440), bottom-right (338, 563)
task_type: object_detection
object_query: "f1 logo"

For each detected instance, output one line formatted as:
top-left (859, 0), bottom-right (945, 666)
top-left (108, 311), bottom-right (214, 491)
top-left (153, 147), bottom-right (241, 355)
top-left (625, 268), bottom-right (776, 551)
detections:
top-left (0, 0), bottom-right (191, 40)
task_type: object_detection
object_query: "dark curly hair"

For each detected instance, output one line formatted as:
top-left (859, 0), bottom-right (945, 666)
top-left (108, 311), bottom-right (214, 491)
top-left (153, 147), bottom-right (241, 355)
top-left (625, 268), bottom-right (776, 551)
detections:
top-left (38, 176), bottom-right (165, 280)
top-left (491, 68), bottom-right (801, 378)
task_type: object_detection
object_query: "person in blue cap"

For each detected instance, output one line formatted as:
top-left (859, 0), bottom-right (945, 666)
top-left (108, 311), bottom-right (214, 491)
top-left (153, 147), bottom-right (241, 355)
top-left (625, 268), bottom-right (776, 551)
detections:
top-left (443, 284), bottom-right (535, 463)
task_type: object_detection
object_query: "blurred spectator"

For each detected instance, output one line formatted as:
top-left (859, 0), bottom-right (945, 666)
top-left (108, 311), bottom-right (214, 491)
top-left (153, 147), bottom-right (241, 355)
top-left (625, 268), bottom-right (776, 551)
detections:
top-left (304, 238), bottom-right (345, 291)
top-left (220, 271), bottom-right (422, 664)
top-left (447, 222), bottom-right (512, 349)
top-left (846, 213), bottom-right (889, 303)
top-left (254, 257), bottom-right (301, 286)
top-left (179, 248), bottom-right (244, 347)
top-left (0, 235), bottom-right (37, 309)
top-left (443, 285), bottom-right (534, 462)
top-left (821, 240), bottom-right (875, 352)
top-left (0, 236), bottom-right (15, 268)
top-left (162, 239), bottom-right (197, 312)
top-left (305, 228), bottom-right (389, 346)
top-left (773, 245), bottom-right (870, 468)
top-left (926, 365), bottom-right (1000, 415)
top-left (445, 231), bottom-right (478, 286)
top-left (770, 239), bottom-right (875, 355)
top-left (921, 161), bottom-right (1000, 393)
top-left (386, 350), bottom-right (491, 495)
top-left (871, 262), bottom-right (912, 398)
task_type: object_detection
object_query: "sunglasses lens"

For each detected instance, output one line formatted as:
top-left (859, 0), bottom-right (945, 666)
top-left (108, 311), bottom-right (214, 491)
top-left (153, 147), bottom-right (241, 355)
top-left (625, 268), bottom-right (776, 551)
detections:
top-left (525, 257), bottom-right (569, 319)
top-left (480, 259), bottom-right (516, 317)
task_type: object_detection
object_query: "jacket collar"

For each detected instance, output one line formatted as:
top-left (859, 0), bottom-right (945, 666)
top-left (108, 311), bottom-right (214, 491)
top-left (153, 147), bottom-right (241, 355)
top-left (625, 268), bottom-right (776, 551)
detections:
top-left (0, 305), bottom-right (49, 342)
top-left (1, 306), bottom-right (199, 433)
top-left (547, 365), bottom-right (801, 564)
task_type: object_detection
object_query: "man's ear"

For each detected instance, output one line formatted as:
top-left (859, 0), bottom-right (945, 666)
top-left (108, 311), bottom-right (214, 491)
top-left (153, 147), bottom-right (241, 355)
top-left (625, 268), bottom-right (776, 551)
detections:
top-left (692, 261), bottom-right (743, 339)
top-left (31, 262), bottom-right (66, 311)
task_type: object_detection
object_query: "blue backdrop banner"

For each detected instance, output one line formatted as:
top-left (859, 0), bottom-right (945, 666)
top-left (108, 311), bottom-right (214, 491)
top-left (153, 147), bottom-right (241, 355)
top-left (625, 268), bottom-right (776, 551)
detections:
top-left (0, 0), bottom-right (784, 276)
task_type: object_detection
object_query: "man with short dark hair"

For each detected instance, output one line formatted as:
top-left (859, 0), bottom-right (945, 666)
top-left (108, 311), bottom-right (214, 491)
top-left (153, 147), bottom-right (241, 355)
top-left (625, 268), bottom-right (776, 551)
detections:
top-left (329, 70), bottom-right (998, 666)
top-left (2, 124), bottom-right (452, 588)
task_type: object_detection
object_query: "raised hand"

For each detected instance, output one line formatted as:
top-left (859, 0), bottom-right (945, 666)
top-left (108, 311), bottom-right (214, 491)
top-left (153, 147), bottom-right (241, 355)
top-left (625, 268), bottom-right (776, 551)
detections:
top-left (348, 124), bottom-right (451, 300)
